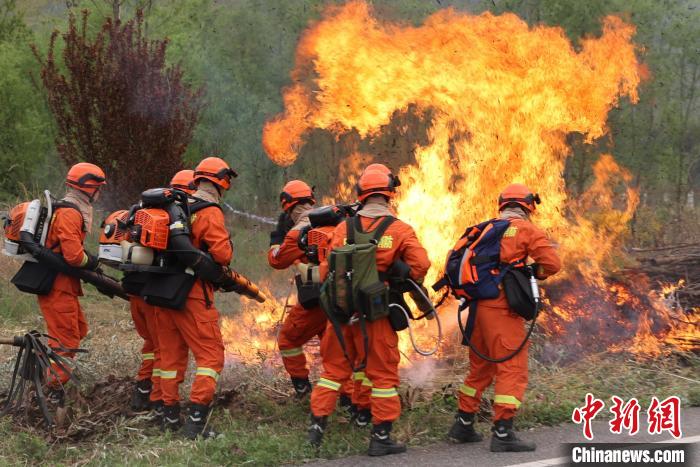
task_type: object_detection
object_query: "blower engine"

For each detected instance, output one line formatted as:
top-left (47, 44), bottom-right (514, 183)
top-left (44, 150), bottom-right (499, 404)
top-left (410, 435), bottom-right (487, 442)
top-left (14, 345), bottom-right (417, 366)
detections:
top-left (2, 191), bottom-right (53, 260)
top-left (301, 203), bottom-right (359, 264)
top-left (107, 188), bottom-right (267, 308)
top-left (3, 190), bottom-right (126, 300)
top-left (98, 210), bottom-right (129, 265)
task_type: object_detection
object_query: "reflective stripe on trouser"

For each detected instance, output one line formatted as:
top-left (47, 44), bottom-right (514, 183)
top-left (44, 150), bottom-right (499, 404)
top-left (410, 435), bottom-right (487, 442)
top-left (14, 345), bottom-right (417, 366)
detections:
top-left (357, 318), bottom-right (401, 423)
top-left (38, 288), bottom-right (88, 387)
top-left (156, 297), bottom-right (224, 406)
top-left (317, 377), bottom-right (341, 391)
top-left (277, 304), bottom-right (327, 379)
top-left (311, 321), bottom-right (355, 417)
top-left (311, 318), bottom-right (401, 422)
top-left (352, 371), bottom-right (372, 408)
top-left (195, 367), bottom-right (220, 381)
top-left (459, 303), bottom-right (529, 421)
top-left (130, 296), bottom-right (162, 401)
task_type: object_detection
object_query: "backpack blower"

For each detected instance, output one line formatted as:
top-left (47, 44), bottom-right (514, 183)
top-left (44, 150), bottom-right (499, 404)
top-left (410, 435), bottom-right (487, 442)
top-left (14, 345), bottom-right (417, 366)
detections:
top-left (2, 190), bottom-right (127, 300)
top-left (433, 218), bottom-right (541, 363)
top-left (107, 188), bottom-right (266, 309)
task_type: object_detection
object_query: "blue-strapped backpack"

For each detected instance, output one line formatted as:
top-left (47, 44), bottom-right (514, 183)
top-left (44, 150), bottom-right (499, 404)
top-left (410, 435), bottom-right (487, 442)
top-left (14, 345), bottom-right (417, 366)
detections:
top-left (433, 218), bottom-right (523, 302)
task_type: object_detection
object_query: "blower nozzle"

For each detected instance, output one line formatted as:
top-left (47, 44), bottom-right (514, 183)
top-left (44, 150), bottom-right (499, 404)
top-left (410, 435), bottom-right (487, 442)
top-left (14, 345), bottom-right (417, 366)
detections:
top-left (219, 268), bottom-right (267, 303)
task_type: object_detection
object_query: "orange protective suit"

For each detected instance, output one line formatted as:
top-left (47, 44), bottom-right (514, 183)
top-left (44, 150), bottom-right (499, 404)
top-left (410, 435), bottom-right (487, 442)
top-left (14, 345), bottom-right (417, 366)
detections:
top-left (458, 214), bottom-right (561, 421)
top-left (157, 204), bottom-right (231, 406)
top-left (129, 296), bottom-right (161, 402)
top-left (268, 228), bottom-right (327, 379)
top-left (37, 206), bottom-right (89, 387)
top-left (310, 207), bottom-right (430, 423)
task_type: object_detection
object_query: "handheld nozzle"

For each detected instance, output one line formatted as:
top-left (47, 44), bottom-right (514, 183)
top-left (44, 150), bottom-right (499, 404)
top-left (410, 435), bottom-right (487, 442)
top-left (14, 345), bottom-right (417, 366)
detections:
top-left (220, 268), bottom-right (267, 303)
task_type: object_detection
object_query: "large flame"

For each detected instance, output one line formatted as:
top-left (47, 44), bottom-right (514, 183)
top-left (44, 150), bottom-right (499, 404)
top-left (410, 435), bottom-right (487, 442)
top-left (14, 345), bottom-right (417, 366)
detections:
top-left (225, 1), bottom-right (696, 370)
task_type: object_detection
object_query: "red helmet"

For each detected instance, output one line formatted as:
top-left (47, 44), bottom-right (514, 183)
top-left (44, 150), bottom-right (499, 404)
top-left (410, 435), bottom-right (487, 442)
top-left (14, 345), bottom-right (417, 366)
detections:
top-left (280, 180), bottom-right (315, 211)
top-left (498, 183), bottom-right (541, 212)
top-left (194, 157), bottom-right (238, 191)
top-left (170, 169), bottom-right (196, 194)
top-left (356, 165), bottom-right (399, 203)
top-left (66, 162), bottom-right (106, 195)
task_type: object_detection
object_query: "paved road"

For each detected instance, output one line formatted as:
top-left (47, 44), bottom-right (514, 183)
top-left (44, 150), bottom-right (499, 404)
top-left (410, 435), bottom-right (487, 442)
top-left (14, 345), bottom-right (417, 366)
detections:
top-left (309, 407), bottom-right (700, 467)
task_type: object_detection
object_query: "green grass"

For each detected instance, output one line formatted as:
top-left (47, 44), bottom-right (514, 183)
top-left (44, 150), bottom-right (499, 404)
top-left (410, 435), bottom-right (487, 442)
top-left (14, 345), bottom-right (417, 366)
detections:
top-left (0, 353), bottom-right (697, 466)
top-left (2, 219), bottom-right (698, 465)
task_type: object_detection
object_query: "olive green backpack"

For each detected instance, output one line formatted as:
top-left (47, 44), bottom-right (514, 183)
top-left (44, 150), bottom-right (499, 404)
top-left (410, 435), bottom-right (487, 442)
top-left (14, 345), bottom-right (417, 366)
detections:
top-left (319, 215), bottom-right (395, 370)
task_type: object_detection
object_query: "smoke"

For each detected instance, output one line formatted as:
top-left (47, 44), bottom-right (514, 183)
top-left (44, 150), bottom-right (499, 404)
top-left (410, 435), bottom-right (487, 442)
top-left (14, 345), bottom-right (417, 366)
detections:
top-left (403, 358), bottom-right (439, 388)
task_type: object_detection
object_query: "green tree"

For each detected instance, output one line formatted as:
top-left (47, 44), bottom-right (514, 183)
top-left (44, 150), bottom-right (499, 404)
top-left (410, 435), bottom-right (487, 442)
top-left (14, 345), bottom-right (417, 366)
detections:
top-left (0, 0), bottom-right (54, 199)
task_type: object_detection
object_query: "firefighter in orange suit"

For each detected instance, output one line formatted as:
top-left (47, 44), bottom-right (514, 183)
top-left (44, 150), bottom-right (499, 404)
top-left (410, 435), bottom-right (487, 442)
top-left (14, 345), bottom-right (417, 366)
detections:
top-left (157, 157), bottom-right (236, 439)
top-left (127, 170), bottom-right (197, 414)
top-left (308, 164), bottom-right (431, 456)
top-left (448, 183), bottom-right (561, 452)
top-left (268, 181), bottom-right (354, 410)
top-left (39, 163), bottom-right (106, 405)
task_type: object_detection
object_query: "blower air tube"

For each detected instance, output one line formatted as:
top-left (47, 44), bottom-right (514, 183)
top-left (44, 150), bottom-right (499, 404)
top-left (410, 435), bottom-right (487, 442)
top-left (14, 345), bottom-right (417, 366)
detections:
top-left (19, 231), bottom-right (128, 301)
top-left (164, 204), bottom-right (266, 303)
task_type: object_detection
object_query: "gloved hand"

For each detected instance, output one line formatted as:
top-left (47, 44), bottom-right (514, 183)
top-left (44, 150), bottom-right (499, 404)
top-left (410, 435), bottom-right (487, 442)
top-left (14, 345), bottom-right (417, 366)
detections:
top-left (387, 259), bottom-right (412, 292)
top-left (269, 212), bottom-right (293, 246)
top-left (83, 252), bottom-right (100, 271)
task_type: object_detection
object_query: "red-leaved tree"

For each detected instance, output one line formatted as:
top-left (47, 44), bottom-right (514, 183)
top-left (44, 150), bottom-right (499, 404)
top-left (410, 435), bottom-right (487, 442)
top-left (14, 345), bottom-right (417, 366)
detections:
top-left (33, 10), bottom-right (204, 209)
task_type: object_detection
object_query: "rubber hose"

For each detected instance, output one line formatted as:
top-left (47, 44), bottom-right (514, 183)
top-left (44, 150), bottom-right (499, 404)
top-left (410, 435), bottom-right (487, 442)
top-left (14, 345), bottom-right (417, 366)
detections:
top-left (457, 298), bottom-right (539, 363)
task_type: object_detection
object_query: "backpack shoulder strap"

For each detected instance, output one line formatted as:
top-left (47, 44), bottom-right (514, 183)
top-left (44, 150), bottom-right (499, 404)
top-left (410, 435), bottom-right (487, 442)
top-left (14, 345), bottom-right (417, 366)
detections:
top-left (188, 197), bottom-right (221, 214)
top-left (53, 201), bottom-right (85, 231)
top-left (371, 216), bottom-right (395, 243)
top-left (346, 217), bottom-right (356, 245)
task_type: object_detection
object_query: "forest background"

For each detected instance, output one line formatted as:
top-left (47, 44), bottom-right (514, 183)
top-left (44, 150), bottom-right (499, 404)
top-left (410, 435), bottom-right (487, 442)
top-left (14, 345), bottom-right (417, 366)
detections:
top-left (1, 0), bottom-right (699, 247)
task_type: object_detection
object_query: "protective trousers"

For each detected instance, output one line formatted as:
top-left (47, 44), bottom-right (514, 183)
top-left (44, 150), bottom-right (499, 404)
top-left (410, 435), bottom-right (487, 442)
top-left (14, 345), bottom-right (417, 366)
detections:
top-left (311, 317), bottom-right (400, 423)
top-left (459, 304), bottom-right (529, 421)
top-left (37, 289), bottom-right (88, 387)
top-left (278, 304), bottom-right (327, 379)
top-left (157, 298), bottom-right (225, 406)
top-left (129, 296), bottom-right (162, 402)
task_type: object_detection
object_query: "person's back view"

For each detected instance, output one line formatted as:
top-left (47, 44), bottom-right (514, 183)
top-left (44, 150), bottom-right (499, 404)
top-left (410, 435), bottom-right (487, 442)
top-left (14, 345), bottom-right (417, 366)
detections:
top-left (448, 183), bottom-right (561, 452)
top-left (309, 163), bottom-right (430, 457)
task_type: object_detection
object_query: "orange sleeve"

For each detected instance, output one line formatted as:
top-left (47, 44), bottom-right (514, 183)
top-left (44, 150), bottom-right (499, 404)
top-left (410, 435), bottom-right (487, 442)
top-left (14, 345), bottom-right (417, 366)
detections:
top-left (54, 209), bottom-right (87, 267)
top-left (395, 222), bottom-right (431, 281)
top-left (522, 224), bottom-right (561, 279)
top-left (197, 207), bottom-right (233, 266)
top-left (267, 229), bottom-right (305, 269)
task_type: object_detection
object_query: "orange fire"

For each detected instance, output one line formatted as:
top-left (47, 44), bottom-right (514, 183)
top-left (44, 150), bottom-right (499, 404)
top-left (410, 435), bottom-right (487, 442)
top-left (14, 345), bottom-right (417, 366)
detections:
top-left (224, 1), bottom-right (697, 368)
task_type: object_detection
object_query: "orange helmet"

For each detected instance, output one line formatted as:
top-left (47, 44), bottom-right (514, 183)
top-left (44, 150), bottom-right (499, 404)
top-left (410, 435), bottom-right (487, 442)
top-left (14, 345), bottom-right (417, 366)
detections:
top-left (194, 157), bottom-right (238, 191)
top-left (66, 162), bottom-right (106, 196)
top-left (356, 165), bottom-right (399, 203)
top-left (280, 180), bottom-right (315, 212)
top-left (170, 169), bottom-right (196, 194)
top-left (498, 183), bottom-right (541, 212)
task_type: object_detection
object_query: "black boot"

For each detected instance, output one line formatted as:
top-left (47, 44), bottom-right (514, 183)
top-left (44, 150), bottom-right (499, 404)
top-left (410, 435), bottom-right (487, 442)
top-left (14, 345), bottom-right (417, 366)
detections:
top-left (161, 404), bottom-right (181, 432)
top-left (47, 387), bottom-right (65, 407)
top-left (490, 419), bottom-right (536, 452)
top-left (130, 379), bottom-right (152, 412)
top-left (307, 415), bottom-right (327, 447)
top-left (368, 422), bottom-right (407, 456)
top-left (148, 400), bottom-right (164, 425)
top-left (182, 403), bottom-right (218, 439)
top-left (448, 411), bottom-right (483, 443)
top-left (338, 394), bottom-right (357, 418)
top-left (292, 377), bottom-right (312, 398)
top-left (353, 408), bottom-right (371, 428)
